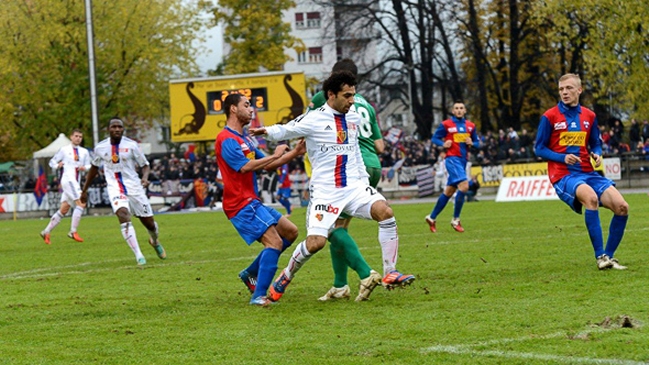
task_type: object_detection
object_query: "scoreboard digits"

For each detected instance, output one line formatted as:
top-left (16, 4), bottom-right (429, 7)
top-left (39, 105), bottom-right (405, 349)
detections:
top-left (207, 88), bottom-right (268, 114)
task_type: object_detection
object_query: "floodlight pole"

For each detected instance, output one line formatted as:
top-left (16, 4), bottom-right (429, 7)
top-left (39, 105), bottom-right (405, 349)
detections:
top-left (84, 0), bottom-right (100, 146)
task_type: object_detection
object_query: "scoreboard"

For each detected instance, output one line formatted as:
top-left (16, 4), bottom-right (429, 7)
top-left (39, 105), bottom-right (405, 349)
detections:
top-left (206, 88), bottom-right (268, 115)
top-left (169, 71), bottom-right (306, 142)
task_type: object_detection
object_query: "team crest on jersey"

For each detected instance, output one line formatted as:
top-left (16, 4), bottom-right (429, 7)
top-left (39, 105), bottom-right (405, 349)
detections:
top-left (337, 130), bottom-right (347, 144)
top-left (112, 154), bottom-right (120, 163)
top-left (554, 121), bottom-right (567, 130)
top-left (315, 213), bottom-right (323, 221)
top-left (583, 121), bottom-right (590, 129)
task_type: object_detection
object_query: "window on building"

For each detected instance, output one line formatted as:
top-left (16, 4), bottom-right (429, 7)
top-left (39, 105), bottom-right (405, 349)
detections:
top-left (336, 47), bottom-right (343, 61)
top-left (306, 12), bottom-right (321, 28)
top-left (308, 47), bottom-right (323, 63)
top-left (297, 51), bottom-right (307, 64)
top-left (295, 13), bottom-right (304, 28)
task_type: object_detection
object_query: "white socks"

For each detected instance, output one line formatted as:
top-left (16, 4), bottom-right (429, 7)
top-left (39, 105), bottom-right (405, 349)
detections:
top-left (378, 217), bottom-right (399, 275)
top-left (120, 222), bottom-right (143, 259)
top-left (43, 210), bottom-right (64, 233)
top-left (70, 206), bottom-right (83, 233)
top-left (284, 241), bottom-right (312, 280)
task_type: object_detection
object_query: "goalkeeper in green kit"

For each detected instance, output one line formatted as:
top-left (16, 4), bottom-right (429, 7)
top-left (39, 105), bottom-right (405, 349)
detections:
top-left (308, 59), bottom-right (415, 301)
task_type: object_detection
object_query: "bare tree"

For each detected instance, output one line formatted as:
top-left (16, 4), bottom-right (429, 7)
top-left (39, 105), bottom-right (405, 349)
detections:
top-left (315, 0), bottom-right (466, 138)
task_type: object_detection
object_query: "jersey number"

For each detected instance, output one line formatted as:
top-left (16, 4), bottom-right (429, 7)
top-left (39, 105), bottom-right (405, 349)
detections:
top-left (356, 106), bottom-right (374, 139)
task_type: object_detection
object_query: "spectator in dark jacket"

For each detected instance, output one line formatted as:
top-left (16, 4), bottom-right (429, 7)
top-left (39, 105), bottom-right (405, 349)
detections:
top-left (629, 119), bottom-right (641, 151)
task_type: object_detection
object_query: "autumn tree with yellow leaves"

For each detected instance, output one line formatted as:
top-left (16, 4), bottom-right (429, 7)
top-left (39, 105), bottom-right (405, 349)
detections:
top-left (0, 0), bottom-right (206, 160)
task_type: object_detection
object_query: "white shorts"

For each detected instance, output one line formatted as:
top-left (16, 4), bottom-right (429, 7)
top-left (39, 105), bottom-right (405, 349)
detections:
top-left (306, 180), bottom-right (385, 237)
top-left (60, 179), bottom-right (82, 206)
top-left (107, 186), bottom-right (153, 217)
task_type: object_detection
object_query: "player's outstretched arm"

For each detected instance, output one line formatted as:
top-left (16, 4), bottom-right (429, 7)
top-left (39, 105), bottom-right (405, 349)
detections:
top-left (249, 127), bottom-right (266, 136)
top-left (265, 139), bottom-right (306, 171)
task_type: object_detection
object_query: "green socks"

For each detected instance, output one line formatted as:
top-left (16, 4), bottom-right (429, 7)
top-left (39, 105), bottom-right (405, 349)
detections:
top-left (328, 227), bottom-right (372, 287)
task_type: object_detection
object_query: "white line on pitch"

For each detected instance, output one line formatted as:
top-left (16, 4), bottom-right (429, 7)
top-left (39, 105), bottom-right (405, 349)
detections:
top-left (0, 255), bottom-right (259, 280)
top-left (422, 329), bottom-right (646, 365)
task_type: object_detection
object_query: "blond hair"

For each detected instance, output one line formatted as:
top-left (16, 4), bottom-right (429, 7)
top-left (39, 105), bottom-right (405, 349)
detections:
top-left (559, 73), bottom-right (581, 87)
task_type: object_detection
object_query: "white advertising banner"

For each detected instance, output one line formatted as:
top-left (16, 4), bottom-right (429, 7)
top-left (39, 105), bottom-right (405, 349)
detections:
top-left (496, 176), bottom-right (559, 202)
top-left (603, 157), bottom-right (621, 180)
top-left (0, 193), bottom-right (53, 213)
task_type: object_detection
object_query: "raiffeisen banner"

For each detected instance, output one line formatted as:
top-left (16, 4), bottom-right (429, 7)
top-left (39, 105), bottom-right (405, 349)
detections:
top-left (496, 176), bottom-right (559, 202)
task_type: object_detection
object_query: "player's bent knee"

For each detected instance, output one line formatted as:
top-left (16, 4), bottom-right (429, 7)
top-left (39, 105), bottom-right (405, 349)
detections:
top-left (371, 201), bottom-right (393, 221)
top-left (285, 226), bottom-right (299, 243)
top-left (616, 201), bottom-right (629, 216)
top-left (306, 235), bottom-right (327, 253)
top-left (582, 196), bottom-right (599, 210)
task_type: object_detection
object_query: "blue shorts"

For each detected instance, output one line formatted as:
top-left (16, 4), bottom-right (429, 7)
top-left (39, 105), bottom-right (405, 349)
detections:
top-left (445, 157), bottom-right (468, 186)
top-left (230, 199), bottom-right (282, 245)
top-left (553, 172), bottom-right (615, 214)
top-left (277, 187), bottom-right (291, 199)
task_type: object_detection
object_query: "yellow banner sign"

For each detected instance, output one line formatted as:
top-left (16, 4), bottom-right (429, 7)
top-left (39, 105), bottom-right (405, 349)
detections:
top-left (471, 162), bottom-right (548, 188)
top-left (169, 71), bottom-right (306, 142)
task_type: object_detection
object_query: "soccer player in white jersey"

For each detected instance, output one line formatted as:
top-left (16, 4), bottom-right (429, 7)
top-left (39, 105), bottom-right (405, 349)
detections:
top-left (40, 129), bottom-right (91, 244)
top-left (250, 71), bottom-right (403, 302)
top-left (80, 118), bottom-right (166, 266)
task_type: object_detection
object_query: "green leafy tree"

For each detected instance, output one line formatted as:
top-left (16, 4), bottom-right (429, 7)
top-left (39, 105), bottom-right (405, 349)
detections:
top-left (533, 0), bottom-right (649, 121)
top-left (456, 0), bottom-right (558, 133)
top-left (0, 0), bottom-right (205, 160)
top-left (211, 0), bottom-right (305, 74)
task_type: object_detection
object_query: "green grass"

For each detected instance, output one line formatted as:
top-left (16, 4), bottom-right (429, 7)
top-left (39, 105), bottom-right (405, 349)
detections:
top-left (2, 194), bottom-right (649, 364)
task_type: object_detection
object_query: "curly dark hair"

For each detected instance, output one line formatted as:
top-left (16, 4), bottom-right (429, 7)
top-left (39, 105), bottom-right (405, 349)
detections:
top-left (323, 70), bottom-right (357, 97)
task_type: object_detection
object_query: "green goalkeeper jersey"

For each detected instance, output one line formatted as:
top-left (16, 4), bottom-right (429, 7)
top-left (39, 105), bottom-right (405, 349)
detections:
top-left (308, 91), bottom-right (382, 169)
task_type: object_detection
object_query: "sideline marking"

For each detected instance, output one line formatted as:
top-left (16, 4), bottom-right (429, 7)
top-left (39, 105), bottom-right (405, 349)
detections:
top-left (0, 255), bottom-right (257, 280)
top-left (422, 329), bottom-right (646, 365)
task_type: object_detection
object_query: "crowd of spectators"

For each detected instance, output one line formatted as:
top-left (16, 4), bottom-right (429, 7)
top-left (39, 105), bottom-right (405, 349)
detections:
top-left (6, 118), bottom-right (649, 195)
top-left (379, 119), bottom-right (649, 170)
top-left (147, 153), bottom-right (219, 196)
top-left (378, 126), bottom-right (536, 170)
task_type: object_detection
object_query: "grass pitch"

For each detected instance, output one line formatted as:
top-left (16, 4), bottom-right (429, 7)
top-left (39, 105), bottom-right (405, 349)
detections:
top-left (1, 194), bottom-right (649, 364)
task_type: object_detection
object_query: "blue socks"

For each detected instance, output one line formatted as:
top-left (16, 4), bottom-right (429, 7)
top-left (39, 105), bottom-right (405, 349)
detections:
top-left (454, 191), bottom-right (466, 219)
top-left (605, 215), bottom-right (628, 258)
top-left (585, 209), bottom-right (604, 257)
top-left (585, 210), bottom-right (628, 259)
top-left (430, 194), bottom-right (450, 219)
top-left (278, 197), bottom-right (292, 215)
top-left (430, 191), bottom-right (466, 221)
top-left (245, 238), bottom-right (292, 278)
top-left (252, 247), bottom-right (281, 299)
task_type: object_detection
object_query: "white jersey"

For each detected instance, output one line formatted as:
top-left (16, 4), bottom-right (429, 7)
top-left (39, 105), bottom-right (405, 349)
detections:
top-left (49, 144), bottom-right (91, 184)
top-left (265, 103), bottom-right (369, 190)
top-left (91, 136), bottom-right (149, 196)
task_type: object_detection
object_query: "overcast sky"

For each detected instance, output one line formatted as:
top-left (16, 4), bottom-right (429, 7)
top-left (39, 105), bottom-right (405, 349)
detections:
top-left (195, 24), bottom-right (223, 74)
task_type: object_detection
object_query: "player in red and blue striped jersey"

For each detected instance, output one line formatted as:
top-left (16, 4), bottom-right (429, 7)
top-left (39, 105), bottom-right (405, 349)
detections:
top-left (215, 93), bottom-right (305, 306)
top-left (535, 73), bottom-right (629, 270)
top-left (425, 101), bottom-right (480, 233)
top-left (275, 163), bottom-right (292, 216)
